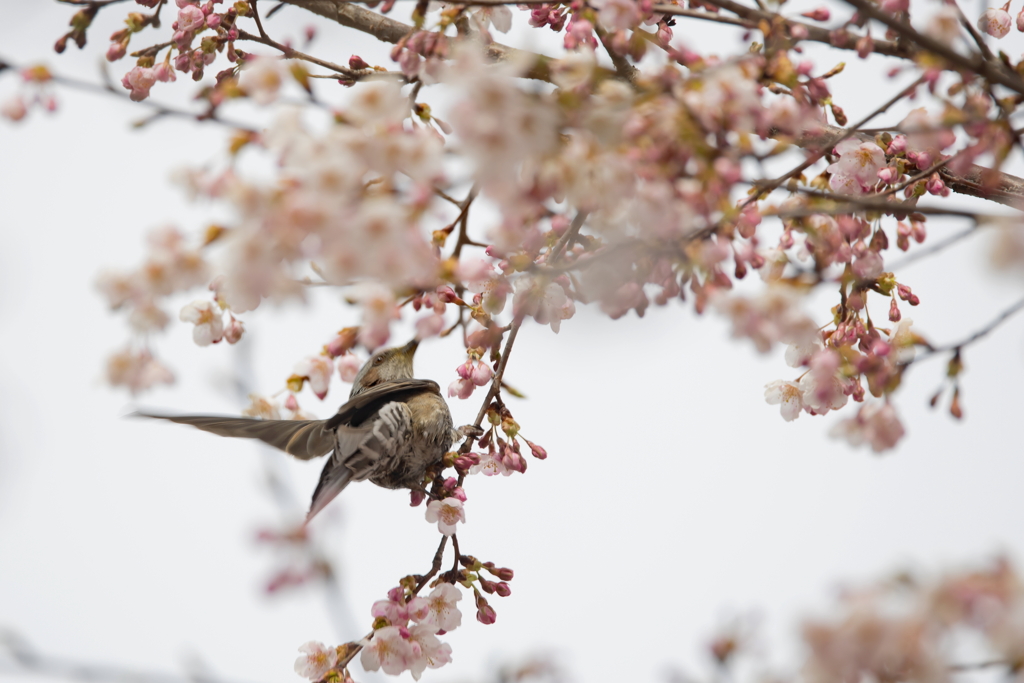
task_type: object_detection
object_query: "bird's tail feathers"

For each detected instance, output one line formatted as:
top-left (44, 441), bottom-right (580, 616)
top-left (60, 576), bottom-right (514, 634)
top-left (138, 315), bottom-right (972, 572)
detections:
top-left (305, 456), bottom-right (354, 524)
top-left (132, 411), bottom-right (335, 461)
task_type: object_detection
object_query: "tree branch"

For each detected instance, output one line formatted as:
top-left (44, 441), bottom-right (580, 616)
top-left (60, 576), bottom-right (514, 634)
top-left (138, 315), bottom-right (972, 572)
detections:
top-left (280, 0), bottom-right (558, 82)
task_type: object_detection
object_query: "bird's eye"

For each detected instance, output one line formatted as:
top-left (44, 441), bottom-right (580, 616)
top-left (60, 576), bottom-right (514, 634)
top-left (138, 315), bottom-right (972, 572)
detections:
top-left (373, 355), bottom-right (385, 366)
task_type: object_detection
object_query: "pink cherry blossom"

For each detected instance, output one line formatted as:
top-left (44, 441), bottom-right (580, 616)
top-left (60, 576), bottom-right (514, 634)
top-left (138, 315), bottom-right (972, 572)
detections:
top-left (223, 316), bottom-right (244, 344)
top-left (350, 283), bottom-right (399, 351)
top-left (106, 348), bottom-right (174, 394)
top-left (470, 449), bottom-right (511, 477)
top-left (360, 626), bottom-right (414, 676)
top-left (827, 139), bottom-right (886, 194)
top-left (176, 4), bottom-right (205, 32)
top-left (764, 380), bottom-right (805, 421)
top-left (406, 624), bottom-right (453, 680)
top-left (179, 299), bottom-right (224, 346)
top-left (337, 354), bottom-right (361, 382)
top-left (512, 276), bottom-right (576, 333)
top-left (294, 355), bottom-right (334, 400)
top-left (415, 313), bottom-right (445, 339)
top-left (425, 498), bottom-right (465, 536)
top-left (1, 95), bottom-right (27, 121)
top-left (293, 641), bottom-right (337, 681)
top-left (420, 583), bottom-right (463, 632)
top-left (121, 66), bottom-right (157, 102)
top-left (238, 56), bottom-right (284, 105)
top-left (830, 402), bottom-right (906, 452)
top-left (448, 378), bottom-right (475, 400)
top-left (926, 5), bottom-right (962, 42)
top-left (371, 593), bottom-right (428, 626)
top-left (799, 349), bottom-right (851, 415)
top-left (978, 7), bottom-right (1012, 37)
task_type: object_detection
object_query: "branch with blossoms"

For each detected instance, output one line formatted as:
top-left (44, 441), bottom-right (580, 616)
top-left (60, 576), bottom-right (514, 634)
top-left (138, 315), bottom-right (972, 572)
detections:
top-left (8, 0), bottom-right (1024, 677)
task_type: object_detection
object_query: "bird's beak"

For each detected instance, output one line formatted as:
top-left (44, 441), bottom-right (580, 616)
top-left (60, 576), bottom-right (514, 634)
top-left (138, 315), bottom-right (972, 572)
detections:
top-left (400, 339), bottom-right (419, 357)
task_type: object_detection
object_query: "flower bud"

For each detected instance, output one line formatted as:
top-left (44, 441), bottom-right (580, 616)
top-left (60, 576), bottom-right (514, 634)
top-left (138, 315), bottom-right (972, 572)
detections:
top-left (526, 440), bottom-right (547, 459)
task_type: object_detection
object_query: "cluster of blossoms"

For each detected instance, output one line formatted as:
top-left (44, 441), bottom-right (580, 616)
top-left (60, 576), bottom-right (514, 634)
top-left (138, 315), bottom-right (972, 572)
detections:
top-left (801, 558), bottom-right (1024, 681)
top-left (295, 555), bottom-right (514, 682)
top-left (18, 0), bottom-right (1024, 674)
top-left (0, 66), bottom-right (57, 122)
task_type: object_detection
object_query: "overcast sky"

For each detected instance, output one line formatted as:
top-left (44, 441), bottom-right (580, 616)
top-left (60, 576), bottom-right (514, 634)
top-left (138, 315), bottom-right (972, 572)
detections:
top-left (1, 3), bottom-right (1023, 683)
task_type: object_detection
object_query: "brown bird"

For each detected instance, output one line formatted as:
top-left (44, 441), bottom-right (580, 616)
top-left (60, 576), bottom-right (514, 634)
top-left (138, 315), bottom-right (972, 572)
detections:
top-left (137, 340), bottom-right (459, 522)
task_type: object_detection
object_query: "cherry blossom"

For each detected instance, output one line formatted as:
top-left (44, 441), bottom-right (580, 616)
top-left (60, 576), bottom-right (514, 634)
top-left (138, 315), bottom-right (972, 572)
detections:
top-left (830, 402), bottom-right (906, 452)
top-left (978, 6), bottom-right (1012, 38)
top-left (120, 66), bottom-right (157, 102)
top-left (764, 380), bottom-right (804, 421)
top-left (1, 95), bottom-right (27, 121)
top-left (420, 583), bottom-right (463, 632)
top-left (360, 626), bottom-right (414, 676)
top-left (293, 641), bottom-right (337, 681)
top-left (106, 348), bottom-right (174, 394)
top-left (827, 139), bottom-right (886, 194)
top-left (470, 449), bottom-right (511, 477)
top-left (512, 276), bottom-right (576, 333)
top-left (337, 354), bottom-right (362, 383)
top-left (294, 355), bottom-right (334, 400)
top-left (179, 299), bottom-right (224, 346)
top-left (425, 498), bottom-right (465, 536)
top-left (406, 624), bottom-right (453, 680)
top-left (238, 56), bottom-right (284, 105)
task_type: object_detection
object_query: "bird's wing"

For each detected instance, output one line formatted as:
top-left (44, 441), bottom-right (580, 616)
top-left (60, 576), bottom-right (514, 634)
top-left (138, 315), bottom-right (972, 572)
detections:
top-left (133, 412), bottom-right (335, 461)
top-left (326, 379), bottom-right (441, 429)
top-left (306, 401), bottom-right (415, 522)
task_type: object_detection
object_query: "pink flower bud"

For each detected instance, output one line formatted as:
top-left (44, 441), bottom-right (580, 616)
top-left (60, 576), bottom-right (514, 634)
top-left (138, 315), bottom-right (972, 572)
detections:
top-left (526, 440), bottom-right (547, 459)
top-left (284, 394), bottom-right (300, 411)
top-left (349, 55), bottom-right (370, 70)
top-left (887, 135), bottom-right (907, 154)
top-left (926, 173), bottom-right (946, 195)
top-left (889, 299), bottom-right (902, 322)
top-left (494, 582), bottom-right (511, 597)
top-left (410, 490), bottom-right (425, 507)
top-left (801, 7), bottom-right (830, 20)
top-left (456, 361), bottom-right (473, 380)
top-left (106, 41), bottom-right (127, 61)
top-left (224, 316), bottom-right (244, 343)
top-left (476, 604), bottom-right (497, 625)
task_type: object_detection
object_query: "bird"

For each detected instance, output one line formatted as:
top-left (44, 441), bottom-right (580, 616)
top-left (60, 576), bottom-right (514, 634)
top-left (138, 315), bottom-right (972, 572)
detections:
top-left (136, 339), bottom-right (460, 522)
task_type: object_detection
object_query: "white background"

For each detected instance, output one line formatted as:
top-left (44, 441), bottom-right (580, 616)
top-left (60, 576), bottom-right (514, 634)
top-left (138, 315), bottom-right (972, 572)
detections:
top-left (1, 2), bottom-right (1023, 683)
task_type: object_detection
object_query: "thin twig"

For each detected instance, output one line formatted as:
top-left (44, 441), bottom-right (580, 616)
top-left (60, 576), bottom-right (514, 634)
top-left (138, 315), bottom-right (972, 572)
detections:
top-left (887, 225), bottom-right (981, 270)
top-left (751, 76), bottom-right (925, 205)
top-left (917, 296), bottom-right (1024, 359)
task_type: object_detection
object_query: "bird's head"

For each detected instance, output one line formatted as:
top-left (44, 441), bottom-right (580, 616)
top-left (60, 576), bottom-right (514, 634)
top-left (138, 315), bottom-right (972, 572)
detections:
top-left (349, 339), bottom-right (419, 397)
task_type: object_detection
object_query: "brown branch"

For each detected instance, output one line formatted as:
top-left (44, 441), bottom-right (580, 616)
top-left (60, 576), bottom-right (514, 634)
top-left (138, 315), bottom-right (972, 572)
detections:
top-left (281, 0), bottom-right (558, 82)
top-left (675, 0), bottom-right (913, 59)
top-left (793, 123), bottom-right (1024, 210)
top-left (841, 0), bottom-right (1024, 96)
top-left (753, 77), bottom-right (924, 204)
top-left (236, 28), bottom-right (368, 78)
top-left (917, 296), bottom-right (1024, 358)
top-left (594, 22), bottom-right (639, 87)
